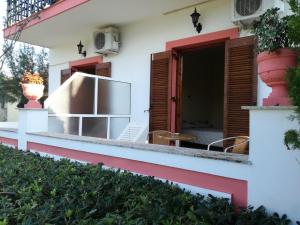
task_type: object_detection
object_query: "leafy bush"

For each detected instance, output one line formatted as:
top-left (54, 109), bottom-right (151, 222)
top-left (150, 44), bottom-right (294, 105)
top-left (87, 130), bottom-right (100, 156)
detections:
top-left (253, 8), bottom-right (290, 53)
top-left (285, 0), bottom-right (300, 150)
top-left (20, 71), bottom-right (44, 85)
top-left (0, 145), bottom-right (296, 225)
top-left (287, 0), bottom-right (300, 46)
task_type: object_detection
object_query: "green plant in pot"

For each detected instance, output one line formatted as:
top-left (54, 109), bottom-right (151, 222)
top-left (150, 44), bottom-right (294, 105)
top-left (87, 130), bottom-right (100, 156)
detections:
top-left (253, 7), bottom-right (297, 106)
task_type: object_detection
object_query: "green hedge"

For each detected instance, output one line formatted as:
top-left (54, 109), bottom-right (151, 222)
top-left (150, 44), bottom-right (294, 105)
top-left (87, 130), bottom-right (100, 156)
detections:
top-left (0, 145), bottom-right (295, 225)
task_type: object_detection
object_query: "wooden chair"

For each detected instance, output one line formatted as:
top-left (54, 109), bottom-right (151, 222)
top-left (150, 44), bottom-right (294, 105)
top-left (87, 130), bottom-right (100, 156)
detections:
top-left (148, 130), bottom-right (172, 146)
top-left (207, 136), bottom-right (249, 154)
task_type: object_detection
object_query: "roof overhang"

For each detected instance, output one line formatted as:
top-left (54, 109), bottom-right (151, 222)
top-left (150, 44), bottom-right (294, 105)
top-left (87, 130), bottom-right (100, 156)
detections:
top-left (3, 0), bottom-right (211, 48)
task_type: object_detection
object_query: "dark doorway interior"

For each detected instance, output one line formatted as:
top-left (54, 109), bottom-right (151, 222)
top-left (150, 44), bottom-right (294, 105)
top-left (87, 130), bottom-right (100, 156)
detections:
top-left (180, 44), bottom-right (225, 149)
top-left (73, 64), bottom-right (96, 74)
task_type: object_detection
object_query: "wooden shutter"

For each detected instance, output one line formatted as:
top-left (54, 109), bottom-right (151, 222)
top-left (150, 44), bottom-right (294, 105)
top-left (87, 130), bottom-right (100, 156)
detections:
top-left (149, 51), bottom-right (172, 131)
top-left (224, 36), bottom-right (257, 141)
top-left (95, 62), bottom-right (111, 77)
top-left (60, 68), bottom-right (75, 84)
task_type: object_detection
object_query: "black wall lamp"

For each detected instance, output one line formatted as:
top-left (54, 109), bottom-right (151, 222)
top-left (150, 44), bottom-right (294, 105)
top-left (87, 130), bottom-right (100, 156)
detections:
top-left (77, 40), bottom-right (86, 57)
top-left (190, 8), bottom-right (202, 33)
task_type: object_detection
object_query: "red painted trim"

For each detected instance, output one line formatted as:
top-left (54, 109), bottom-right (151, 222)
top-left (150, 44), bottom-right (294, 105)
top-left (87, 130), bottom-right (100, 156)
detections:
top-left (69, 56), bottom-right (103, 68)
top-left (27, 142), bottom-right (248, 208)
top-left (170, 56), bottom-right (177, 132)
top-left (4, 0), bottom-right (90, 38)
top-left (166, 28), bottom-right (239, 132)
top-left (166, 28), bottom-right (239, 51)
top-left (0, 137), bottom-right (18, 147)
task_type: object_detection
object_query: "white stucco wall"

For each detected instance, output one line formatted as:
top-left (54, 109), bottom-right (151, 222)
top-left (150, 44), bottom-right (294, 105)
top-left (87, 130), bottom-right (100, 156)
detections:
top-left (50, 0), bottom-right (266, 124)
top-left (48, 63), bottom-right (69, 94)
top-left (248, 108), bottom-right (300, 224)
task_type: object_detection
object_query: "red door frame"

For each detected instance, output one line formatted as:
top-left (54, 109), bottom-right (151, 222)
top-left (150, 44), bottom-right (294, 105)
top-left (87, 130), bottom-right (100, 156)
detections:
top-left (69, 56), bottom-right (103, 69)
top-left (165, 28), bottom-right (239, 132)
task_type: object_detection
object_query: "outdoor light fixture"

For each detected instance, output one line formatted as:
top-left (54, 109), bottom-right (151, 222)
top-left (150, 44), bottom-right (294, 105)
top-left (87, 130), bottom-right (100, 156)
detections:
top-left (77, 41), bottom-right (86, 57)
top-left (190, 8), bottom-right (202, 33)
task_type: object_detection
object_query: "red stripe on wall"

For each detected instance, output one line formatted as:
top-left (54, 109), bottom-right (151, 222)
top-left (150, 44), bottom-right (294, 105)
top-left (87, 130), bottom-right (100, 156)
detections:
top-left (27, 142), bottom-right (247, 208)
top-left (69, 56), bottom-right (103, 68)
top-left (0, 137), bottom-right (18, 147)
top-left (166, 28), bottom-right (239, 50)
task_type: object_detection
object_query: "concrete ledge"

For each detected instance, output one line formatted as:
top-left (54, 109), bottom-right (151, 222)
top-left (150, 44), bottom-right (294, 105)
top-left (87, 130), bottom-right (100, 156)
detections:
top-left (18, 108), bottom-right (48, 111)
top-left (28, 132), bottom-right (251, 165)
top-left (242, 106), bottom-right (297, 111)
top-left (0, 128), bottom-right (18, 133)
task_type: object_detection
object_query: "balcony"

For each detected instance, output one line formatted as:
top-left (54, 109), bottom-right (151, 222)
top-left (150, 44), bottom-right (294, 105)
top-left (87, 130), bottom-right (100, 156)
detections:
top-left (6, 0), bottom-right (57, 27)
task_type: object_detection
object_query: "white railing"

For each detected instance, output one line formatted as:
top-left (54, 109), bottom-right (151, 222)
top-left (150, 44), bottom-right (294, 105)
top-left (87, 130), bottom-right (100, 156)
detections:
top-left (45, 72), bottom-right (131, 139)
top-left (48, 114), bottom-right (131, 139)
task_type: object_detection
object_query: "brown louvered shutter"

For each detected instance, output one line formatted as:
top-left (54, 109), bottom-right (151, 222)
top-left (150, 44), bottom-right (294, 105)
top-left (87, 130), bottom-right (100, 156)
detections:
top-left (60, 68), bottom-right (76, 84)
top-left (95, 62), bottom-right (111, 77)
top-left (224, 36), bottom-right (257, 141)
top-left (149, 51), bottom-right (172, 131)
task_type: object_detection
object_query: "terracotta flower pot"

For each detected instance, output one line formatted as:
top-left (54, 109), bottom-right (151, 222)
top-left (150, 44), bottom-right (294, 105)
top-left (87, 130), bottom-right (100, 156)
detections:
top-left (21, 83), bottom-right (45, 109)
top-left (257, 48), bottom-right (297, 106)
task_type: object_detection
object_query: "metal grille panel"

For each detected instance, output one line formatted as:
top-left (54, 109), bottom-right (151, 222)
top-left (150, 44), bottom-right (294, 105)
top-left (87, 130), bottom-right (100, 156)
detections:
top-left (235, 0), bottom-right (262, 16)
top-left (6, 0), bottom-right (56, 27)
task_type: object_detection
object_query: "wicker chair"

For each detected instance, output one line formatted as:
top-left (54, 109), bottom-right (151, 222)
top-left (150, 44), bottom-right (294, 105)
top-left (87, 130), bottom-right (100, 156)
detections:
top-left (148, 130), bottom-right (172, 146)
top-left (207, 136), bottom-right (249, 154)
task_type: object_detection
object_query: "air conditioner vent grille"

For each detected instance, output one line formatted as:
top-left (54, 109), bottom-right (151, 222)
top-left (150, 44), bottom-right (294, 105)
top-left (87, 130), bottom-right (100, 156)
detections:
top-left (93, 27), bottom-right (120, 55)
top-left (235, 0), bottom-right (262, 16)
top-left (94, 32), bottom-right (105, 50)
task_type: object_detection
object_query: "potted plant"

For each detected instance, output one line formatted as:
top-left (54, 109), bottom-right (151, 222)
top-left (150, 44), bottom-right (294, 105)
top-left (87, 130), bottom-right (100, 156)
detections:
top-left (253, 7), bottom-right (298, 106)
top-left (20, 71), bottom-right (45, 108)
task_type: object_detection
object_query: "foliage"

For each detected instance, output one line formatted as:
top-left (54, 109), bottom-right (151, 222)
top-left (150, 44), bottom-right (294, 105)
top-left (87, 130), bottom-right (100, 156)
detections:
top-left (236, 206), bottom-right (291, 225)
top-left (252, 8), bottom-right (290, 53)
top-left (284, 129), bottom-right (300, 150)
top-left (0, 72), bottom-right (19, 104)
top-left (287, 0), bottom-right (300, 46)
top-left (1, 4), bottom-right (43, 71)
top-left (0, 145), bottom-right (296, 225)
top-left (285, 0), bottom-right (300, 150)
top-left (20, 71), bottom-right (44, 85)
top-left (0, 44), bottom-right (48, 107)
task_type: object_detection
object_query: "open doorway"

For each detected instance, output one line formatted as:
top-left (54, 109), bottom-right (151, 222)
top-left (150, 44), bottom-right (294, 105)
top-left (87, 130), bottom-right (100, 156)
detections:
top-left (73, 64), bottom-right (96, 74)
top-left (179, 44), bottom-right (225, 149)
top-left (150, 34), bottom-right (256, 152)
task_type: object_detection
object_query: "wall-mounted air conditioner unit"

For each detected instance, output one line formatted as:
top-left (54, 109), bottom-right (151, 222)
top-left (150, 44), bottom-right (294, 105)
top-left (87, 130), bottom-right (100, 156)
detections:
top-left (93, 27), bottom-right (120, 55)
top-left (232, 0), bottom-right (284, 26)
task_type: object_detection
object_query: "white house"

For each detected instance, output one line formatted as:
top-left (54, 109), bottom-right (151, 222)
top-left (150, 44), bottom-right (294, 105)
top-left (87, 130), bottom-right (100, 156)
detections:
top-left (5, 0), bottom-right (278, 139)
top-left (2, 0), bottom-right (300, 224)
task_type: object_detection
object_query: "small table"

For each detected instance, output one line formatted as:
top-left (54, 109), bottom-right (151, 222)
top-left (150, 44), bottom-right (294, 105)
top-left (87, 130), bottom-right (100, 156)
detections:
top-left (158, 132), bottom-right (197, 147)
